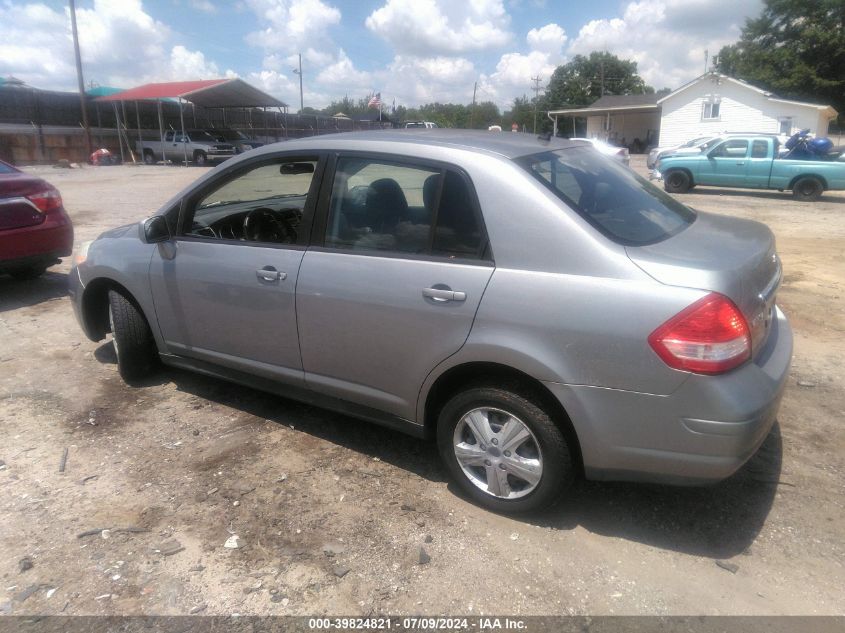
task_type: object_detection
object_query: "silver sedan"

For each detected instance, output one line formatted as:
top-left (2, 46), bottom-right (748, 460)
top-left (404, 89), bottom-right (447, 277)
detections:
top-left (69, 130), bottom-right (791, 513)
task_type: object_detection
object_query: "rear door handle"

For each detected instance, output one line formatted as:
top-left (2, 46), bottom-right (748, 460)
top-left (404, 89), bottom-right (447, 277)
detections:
top-left (423, 287), bottom-right (466, 302)
top-left (256, 267), bottom-right (286, 282)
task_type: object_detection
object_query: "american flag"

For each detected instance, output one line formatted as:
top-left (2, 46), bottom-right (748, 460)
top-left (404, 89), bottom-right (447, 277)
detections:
top-left (367, 92), bottom-right (382, 109)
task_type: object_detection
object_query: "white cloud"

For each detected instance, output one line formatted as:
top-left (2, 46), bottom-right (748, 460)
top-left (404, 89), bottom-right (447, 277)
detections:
top-left (380, 55), bottom-right (477, 105)
top-left (190, 0), bottom-right (218, 13)
top-left (168, 45), bottom-right (220, 80)
top-left (566, 0), bottom-right (764, 90)
top-left (366, 0), bottom-right (512, 56)
top-left (316, 50), bottom-right (372, 92)
top-left (0, 0), bottom-right (225, 90)
top-left (479, 23), bottom-right (566, 108)
top-left (244, 0), bottom-right (341, 52)
top-left (526, 23), bottom-right (566, 56)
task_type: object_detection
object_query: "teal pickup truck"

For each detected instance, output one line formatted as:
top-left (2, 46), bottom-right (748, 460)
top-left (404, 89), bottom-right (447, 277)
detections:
top-left (656, 136), bottom-right (845, 201)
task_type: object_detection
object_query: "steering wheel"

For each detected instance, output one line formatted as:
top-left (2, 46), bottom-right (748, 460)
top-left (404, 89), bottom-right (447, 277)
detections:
top-left (242, 208), bottom-right (295, 243)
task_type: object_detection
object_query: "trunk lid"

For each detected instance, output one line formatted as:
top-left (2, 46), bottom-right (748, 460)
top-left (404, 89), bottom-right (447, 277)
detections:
top-left (0, 174), bottom-right (49, 230)
top-left (626, 211), bottom-right (781, 357)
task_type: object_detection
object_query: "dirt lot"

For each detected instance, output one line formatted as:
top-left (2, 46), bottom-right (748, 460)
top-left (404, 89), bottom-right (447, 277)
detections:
top-left (1, 155), bottom-right (843, 617)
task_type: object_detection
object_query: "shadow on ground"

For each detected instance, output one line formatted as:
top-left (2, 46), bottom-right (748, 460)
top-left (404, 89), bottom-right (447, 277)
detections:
top-left (685, 187), bottom-right (845, 204)
top-left (93, 345), bottom-right (782, 559)
top-left (0, 270), bottom-right (68, 313)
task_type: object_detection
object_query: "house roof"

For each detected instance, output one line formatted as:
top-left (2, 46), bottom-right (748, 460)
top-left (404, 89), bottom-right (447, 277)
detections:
top-left (657, 72), bottom-right (838, 116)
top-left (96, 78), bottom-right (286, 108)
top-left (589, 93), bottom-right (660, 108)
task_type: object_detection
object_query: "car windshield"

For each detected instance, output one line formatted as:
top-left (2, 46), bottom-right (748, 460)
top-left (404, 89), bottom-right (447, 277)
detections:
top-left (683, 136), bottom-right (713, 147)
top-left (212, 129), bottom-right (247, 141)
top-left (517, 146), bottom-right (696, 245)
top-left (187, 130), bottom-right (218, 142)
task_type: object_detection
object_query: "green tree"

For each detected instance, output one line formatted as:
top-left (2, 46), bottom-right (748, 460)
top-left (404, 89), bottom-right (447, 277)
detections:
top-left (543, 51), bottom-right (652, 110)
top-left (715, 0), bottom-right (845, 125)
top-left (503, 95), bottom-right (533, 132)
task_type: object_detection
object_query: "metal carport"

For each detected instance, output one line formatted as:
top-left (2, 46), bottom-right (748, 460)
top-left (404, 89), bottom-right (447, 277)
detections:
top-left (97, 78), bottom-right (287, 164)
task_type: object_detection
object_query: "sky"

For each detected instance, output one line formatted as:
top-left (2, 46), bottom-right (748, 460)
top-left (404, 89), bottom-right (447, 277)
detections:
top-left (0, 0), bottom-right (765, 110)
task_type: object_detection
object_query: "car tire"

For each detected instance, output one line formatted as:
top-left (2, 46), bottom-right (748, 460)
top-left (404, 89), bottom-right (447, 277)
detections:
top-left (437, 385), bottom-right (574, 513)
top-left (8, 265), bottom-right (47, 280)
top-left (792, 176), bottom-right (823, 202)
top-left (108, 290), bottom-right (158, 383)
top-left (143, 150), bottom-right (155, 165)
top-left (663, 170), bottom-right (691, 193)
top-left (193, 151), bottom-right (207, 166)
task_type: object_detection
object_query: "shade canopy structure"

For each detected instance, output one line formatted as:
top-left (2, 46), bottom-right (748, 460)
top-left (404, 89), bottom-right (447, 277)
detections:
top-left (96, 78), bottom-right (286, 109)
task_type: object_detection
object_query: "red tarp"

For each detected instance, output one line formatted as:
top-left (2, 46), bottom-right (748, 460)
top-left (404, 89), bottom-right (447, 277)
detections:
top-left (96, 78), bottom-right (286, 108)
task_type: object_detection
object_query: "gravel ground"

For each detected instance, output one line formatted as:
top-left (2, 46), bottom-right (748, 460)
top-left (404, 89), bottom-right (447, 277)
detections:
top-left (0, 153), bottom-right (843, 616)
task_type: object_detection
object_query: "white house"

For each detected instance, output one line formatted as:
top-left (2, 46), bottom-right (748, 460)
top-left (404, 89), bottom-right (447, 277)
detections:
top-left (546, 72), bottom-right (838, 150)
top-left (657, 73), bottom-right (838, 147)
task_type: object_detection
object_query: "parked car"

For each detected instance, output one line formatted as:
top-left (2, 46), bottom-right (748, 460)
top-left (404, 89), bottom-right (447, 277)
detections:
top-left (137, 130), bottom-right (236, 166)
top-left (0, 160), bottom-right (73, 279)
top-left (657, 135), bottom-right (845, 201)
top-left (203, 128), bottom-right (263, 154)
top-left (70, 131), bottom-right (791, 513)
top-left (405, 121), bottom-right (439, 129)
top-left (570, 137), bottom-right (630, 165)
top-left (648, 136), bottom-right (716, 169)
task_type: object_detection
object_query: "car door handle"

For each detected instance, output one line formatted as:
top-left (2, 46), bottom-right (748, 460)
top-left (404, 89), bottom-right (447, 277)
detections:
top-left (256, 268), bottom-right (286, 282)
top-left (423, 287), bottom-right (466, 302)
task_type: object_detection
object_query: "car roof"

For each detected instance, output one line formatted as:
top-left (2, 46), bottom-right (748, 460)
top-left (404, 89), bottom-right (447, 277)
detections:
top-left (263, 130), bottom-right (587, 159)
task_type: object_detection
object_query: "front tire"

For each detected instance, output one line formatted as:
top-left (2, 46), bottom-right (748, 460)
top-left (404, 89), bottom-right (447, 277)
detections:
top-left (792, 176), bottom-right (823, 202)
top-left (143, 150), bottom-right (155, 165)
top-left (193, 151), bottom-right (207, 166)
top-left (663, 170), bottom-right (691, 193)
top-left (108, 290), bottom-right (158, 383)
top-left (437, 386), bottom-right (574, 513)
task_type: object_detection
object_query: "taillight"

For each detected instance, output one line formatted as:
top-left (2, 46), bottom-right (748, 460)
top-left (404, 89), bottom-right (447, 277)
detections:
top-left (26, 186), bottom-right (63, 212)
top-left (648, 293), bottom-right (751, 374)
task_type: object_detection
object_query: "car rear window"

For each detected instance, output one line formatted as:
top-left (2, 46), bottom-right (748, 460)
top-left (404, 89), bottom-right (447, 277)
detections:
top-left (516, 146), bottom-right (696, 245)
top-left (0, 162), bottom-right (19, 174)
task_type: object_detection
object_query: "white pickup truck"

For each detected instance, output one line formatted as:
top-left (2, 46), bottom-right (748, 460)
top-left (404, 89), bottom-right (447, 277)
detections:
top-left (137, 129), bottom-right (237, 166)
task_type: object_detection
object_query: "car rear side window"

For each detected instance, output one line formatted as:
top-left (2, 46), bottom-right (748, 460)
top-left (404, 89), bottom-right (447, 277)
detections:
top-left (516, 147), bottom-right (696, 246)
top-left (324, 157), bottom-right (485, 259)
top-left (751, 140), bottom-right (768, 158)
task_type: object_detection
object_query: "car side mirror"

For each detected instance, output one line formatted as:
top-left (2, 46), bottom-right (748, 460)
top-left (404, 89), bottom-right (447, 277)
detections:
top-left (143, 215), bottom-right (171, 243)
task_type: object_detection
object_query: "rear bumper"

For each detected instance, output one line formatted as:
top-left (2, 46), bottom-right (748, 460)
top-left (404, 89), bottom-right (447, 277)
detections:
top-left (546, 306), bottom-right (792, 484)
top-left (0, 208), bottom-right (73, 269)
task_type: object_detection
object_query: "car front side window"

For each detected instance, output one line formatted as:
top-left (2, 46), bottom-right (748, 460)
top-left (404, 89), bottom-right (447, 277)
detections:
top-left (184, 159), bottom-right (317, 245)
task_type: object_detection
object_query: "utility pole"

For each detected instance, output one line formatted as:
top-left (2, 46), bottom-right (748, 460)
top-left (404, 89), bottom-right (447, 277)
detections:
top-left (469, 81), bottom-right (477, 128)
top-left (292, 53), bottom-right (304, 113)
top-left (704, 49), bottom-right (709, 74)
top-left (69, 0), bottom-right (92, 157)
top-left (530, 74), bottom-right (542, 134)
top-left (600, 59), bottom-right (605, 97)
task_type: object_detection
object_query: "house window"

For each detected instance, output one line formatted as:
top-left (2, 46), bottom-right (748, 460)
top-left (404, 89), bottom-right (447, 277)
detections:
top-left (779, 117), bottom-right (793, 135)
top-left (701, 96), bottom-right (721, 121)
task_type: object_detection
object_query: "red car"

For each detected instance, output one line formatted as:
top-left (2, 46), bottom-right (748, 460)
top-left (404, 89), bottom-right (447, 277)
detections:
top-left (0, 159), bottom-right (74, 279)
